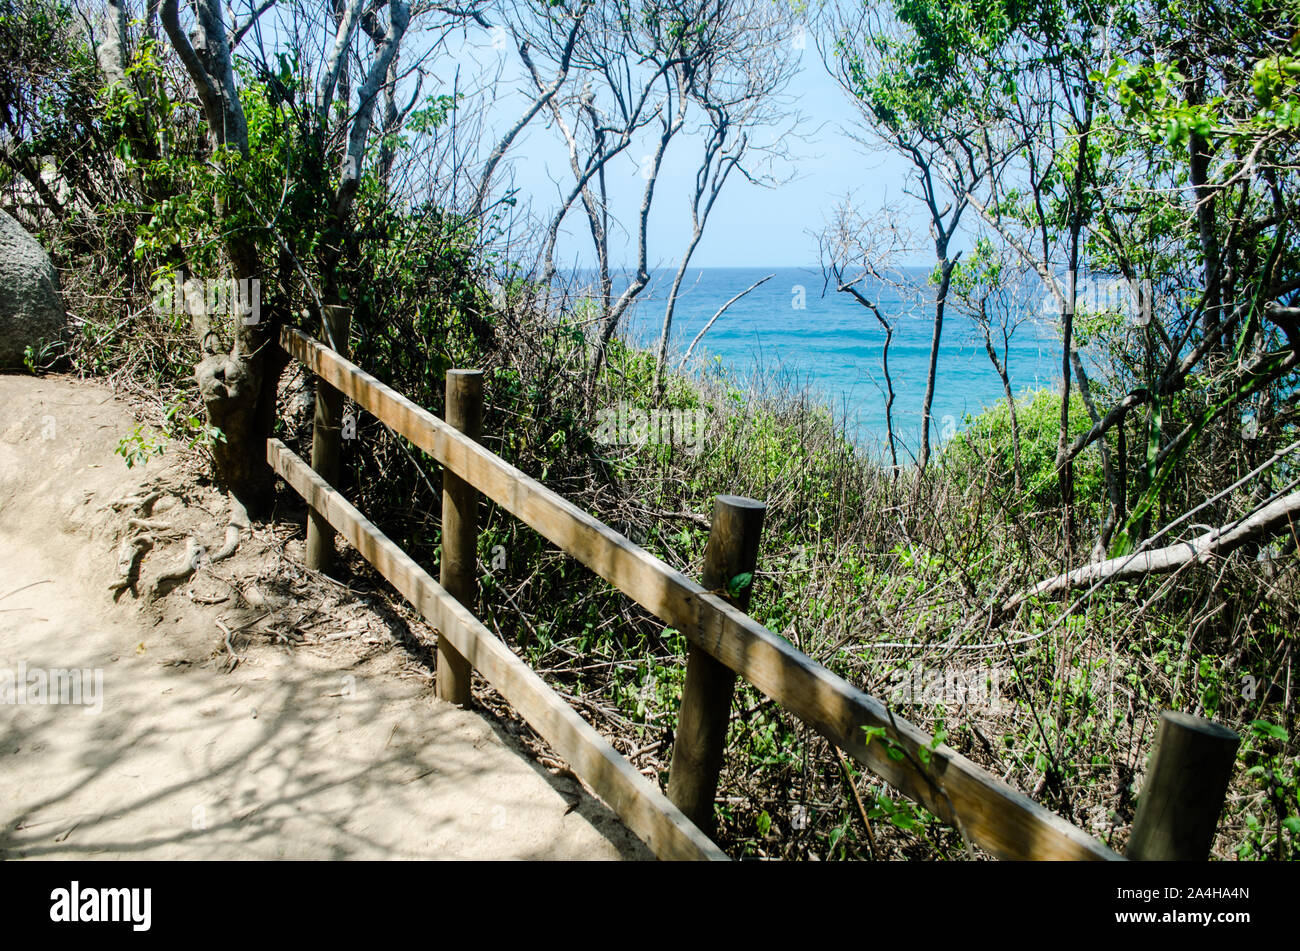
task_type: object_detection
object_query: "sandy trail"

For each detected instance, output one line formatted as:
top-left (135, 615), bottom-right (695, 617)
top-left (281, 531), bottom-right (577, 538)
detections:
top-left (0, 374), bottom-right (648, 859)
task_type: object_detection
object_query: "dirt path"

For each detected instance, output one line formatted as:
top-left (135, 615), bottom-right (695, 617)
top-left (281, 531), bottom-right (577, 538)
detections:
top-left (0, 374), bottom-right (649, 859)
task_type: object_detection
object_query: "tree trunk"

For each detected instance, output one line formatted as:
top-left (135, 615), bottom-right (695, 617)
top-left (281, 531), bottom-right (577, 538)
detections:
top-left (983, 329), bottom-right (1022, 495)
top-left (162, 0), bottom-right (275, 510)
top-left (918, 260), bottom-right (954, 469)
top-left (191, 250), bottom-right (282, 512)
top-left (1057, 269), bottom-right (1076, 552)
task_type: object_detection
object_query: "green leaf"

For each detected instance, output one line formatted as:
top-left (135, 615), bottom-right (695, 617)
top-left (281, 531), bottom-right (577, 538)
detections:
top-left (889, 810), bottom-right (917, 831)
top-left (726, 572), bottom-right (753, 597)
top-left (1250, 719), bottom-right (1289, 742)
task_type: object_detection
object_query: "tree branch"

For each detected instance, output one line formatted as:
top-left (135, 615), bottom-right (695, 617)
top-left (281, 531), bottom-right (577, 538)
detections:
top-left (1004, 489), bottom-right (1300, 610)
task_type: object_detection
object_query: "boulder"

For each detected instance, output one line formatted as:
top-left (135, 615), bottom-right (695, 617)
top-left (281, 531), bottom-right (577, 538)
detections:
top-left (0, 210), bottom-right (66, 369)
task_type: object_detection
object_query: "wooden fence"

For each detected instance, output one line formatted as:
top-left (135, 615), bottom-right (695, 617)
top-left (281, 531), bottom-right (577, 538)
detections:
top-left (270, 320), bottom-right (1241, 861)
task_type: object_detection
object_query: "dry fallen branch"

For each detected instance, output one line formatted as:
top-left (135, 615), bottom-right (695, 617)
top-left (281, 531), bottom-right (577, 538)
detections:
top-left (1004, 489), bottom-right (1300, 611)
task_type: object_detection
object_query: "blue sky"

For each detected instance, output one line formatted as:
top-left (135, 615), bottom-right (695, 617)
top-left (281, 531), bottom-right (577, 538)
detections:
top-left (457, 33), bottom-right (926, 270)
top-left (237, 7), bottom-right (930, 270)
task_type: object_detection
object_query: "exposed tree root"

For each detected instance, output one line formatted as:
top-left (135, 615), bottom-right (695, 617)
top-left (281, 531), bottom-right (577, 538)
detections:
top-left (108, 487), bottom-right (248, 604)
top-left (215, 618), bottom-right (242, 672)
top-left (126, 518), bottom-right (173, 534)
top-left (209, 494), bottom-right (250, 563)
top-left (150, 536), bottom-right (203, 600)
top-left (109, 533), bottom-right (154, 598)
top-left (108, 488), bottom-right (162, 515)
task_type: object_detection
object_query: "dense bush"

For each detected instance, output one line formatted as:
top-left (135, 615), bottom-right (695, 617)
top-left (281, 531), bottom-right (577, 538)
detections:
top-left (944, 388), bottom-right (1104, 517)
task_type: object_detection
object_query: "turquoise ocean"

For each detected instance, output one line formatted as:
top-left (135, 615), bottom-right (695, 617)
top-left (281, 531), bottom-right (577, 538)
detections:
top-left (605, 266), bottom-right (1062, 460)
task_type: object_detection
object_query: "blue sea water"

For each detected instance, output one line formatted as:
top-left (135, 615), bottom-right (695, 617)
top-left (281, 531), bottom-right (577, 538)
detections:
top-left (601, 266), bottom-right (1063, 459)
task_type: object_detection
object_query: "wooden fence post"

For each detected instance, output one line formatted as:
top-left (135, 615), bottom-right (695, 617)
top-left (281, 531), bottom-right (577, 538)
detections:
top-left (437, 369), bottom-right (484, 706)
top-left (1127, 710), bottom-right (1240, 860)
top-left (668, 494), bottom-right (766, 835)
top-left (305, 304), bottom-right (351, 572)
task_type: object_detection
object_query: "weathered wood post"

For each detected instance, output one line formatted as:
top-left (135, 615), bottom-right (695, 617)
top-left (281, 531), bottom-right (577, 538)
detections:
top-left (668, 494), bottom-right (766, 835)
top-left (1127, 710), bottom-right (1240, 860)
top-left (305, 304), bottom-right (351, 572)
top-left (437, 369), bottom-right (483, 706)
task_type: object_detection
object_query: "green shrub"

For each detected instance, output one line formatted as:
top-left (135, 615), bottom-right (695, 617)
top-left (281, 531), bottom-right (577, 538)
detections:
top-left (942, 387), bottom-right (1104, 516)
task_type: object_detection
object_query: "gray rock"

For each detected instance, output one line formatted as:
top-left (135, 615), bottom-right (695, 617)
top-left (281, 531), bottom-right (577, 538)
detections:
top-left (0, 210), bottom-right (66, 369)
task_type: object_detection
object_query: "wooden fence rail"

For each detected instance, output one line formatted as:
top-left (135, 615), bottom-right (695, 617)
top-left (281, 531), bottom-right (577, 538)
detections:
top-left (277, 325), bottom-right (1239, 861)
top-left (268, 438), bottom-right (724, 860)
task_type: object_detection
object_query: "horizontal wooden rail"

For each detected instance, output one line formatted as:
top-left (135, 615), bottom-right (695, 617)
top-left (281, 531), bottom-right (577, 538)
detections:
top-left (268, 438), bottom-right (725, 861)
top-left (280, 326), bottom-right (1120, 861)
